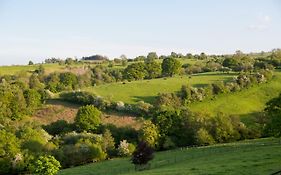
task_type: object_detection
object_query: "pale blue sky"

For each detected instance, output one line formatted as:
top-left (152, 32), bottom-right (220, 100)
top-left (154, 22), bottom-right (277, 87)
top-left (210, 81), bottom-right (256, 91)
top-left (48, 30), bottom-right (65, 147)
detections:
top-left (0, 0), bottom-right (280, 65)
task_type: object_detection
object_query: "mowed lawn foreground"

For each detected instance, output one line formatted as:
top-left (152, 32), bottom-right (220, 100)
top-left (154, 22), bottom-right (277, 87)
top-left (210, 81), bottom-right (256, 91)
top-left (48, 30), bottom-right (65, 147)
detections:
top-left (59, 138), bottom-right (281, 175)
top-left (83, 72), bottom-right (236, 104)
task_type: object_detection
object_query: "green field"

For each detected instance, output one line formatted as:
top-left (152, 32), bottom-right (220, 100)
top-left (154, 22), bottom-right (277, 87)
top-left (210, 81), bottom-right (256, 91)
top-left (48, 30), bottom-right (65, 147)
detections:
top-left (83, 72), bottom-right (236, 104)
top-left (0, 58), bottom-right (200, 76)
top-left (0, 64), bottom-right (66, 75)
top-left (59, 137), bottom-right (281, 175)
top-left (189, 71), bottom-right (281, 123)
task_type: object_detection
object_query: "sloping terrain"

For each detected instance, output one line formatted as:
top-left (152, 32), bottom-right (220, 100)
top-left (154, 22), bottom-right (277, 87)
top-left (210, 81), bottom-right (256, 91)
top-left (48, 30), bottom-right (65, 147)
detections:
top-left (84, 72), bottom-right (236, 104)
top-left (59, 138), bottom-right (281, 175)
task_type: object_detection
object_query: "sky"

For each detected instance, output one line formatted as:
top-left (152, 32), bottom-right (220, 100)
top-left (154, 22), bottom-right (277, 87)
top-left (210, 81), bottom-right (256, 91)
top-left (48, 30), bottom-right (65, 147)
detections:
top-left (0, 0), bottom-right (280, 65)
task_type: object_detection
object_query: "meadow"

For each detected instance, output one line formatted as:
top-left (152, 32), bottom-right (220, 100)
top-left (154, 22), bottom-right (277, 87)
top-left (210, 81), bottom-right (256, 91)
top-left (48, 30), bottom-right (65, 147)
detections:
top-left (0, 63), bottom-right (70, 75)
top-left (0, 58), bottom-right (199, 75)
top-left (59, 137), bottom-right (281, 175)
top-left (83, 72), bottom-right (236, 104)
top-left (189, 71), bottom-right (281, 123)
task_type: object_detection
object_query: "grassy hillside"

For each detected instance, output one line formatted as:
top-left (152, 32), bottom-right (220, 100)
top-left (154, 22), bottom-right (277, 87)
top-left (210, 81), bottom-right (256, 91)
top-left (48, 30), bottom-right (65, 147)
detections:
top-left (189, 71), bottom-right (281, 123)
top-left (0, 58), bottom-right (199, 75)
top-left (59, 137), bottom-right (281, 175)
top-left (83, 72), bottom-right (236, 104)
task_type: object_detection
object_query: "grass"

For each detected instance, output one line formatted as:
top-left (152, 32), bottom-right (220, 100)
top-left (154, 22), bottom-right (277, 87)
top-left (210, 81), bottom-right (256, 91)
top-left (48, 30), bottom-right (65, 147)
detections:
top-left (189, 71), bottom-right (281, 124)
top-left (0, 58), bottom-right (200, 76)
top-left (83, 72), bottom-right (236, 104)
top-left (59, 137), bottom-right (281, 175)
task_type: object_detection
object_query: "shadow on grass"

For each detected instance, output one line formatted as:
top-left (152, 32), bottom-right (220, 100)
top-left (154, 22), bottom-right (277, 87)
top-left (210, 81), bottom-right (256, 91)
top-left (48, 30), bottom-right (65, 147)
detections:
top-left (239, 112), bottom-right (263, 126)
top-left (132, 95), bottom-right (156, 104)
top-left (192, 72), bottom-right (237, 76)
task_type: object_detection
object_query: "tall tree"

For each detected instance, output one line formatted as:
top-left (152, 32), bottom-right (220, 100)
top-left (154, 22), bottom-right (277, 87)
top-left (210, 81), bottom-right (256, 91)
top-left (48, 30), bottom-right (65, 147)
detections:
top-left (146, 52), bottom-right (158, 62)
top-left (123, 62), bottom-right (147, 81)
top-left (161, 57), bottom-right (181, 77)
top-left (145, 61), bottom-right (162, 79)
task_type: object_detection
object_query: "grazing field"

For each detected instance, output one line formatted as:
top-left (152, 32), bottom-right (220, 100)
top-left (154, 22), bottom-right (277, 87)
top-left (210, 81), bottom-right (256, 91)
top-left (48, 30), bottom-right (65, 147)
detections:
top-left (0, 64), bottom-right (61, 75)
top-left (59, 137), bottom-right (281, 175)
top-left (189, 71), bottom-right (281, 123)
top-left (83, 72), bottom-right (236, 104)
top-left (0, 58), bottom-right (199, 75)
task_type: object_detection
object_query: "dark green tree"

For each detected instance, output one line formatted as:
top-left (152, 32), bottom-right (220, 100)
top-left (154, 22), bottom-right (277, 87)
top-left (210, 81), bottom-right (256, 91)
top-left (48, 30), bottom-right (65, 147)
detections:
top-left (161, 57), bottom-right (181, 77)
top-left (123, 62), bottom-right (147, 81)
top-left (145, 61), bottom-right (162, 79)
top-left (24, 89), bottom-right (42, 113)
top-left (146, 52), bottom-right (158, 62)
top-left (264, 93), bottom-right (281, 136)
top-left (28, 60), bottom-right (34, 65)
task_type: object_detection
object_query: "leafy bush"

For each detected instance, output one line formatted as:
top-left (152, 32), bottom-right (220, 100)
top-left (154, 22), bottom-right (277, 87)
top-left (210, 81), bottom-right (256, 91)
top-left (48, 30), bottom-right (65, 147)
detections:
top-left (29, 155), bottom-right (61, 175)
top-left (264, 93), bottom-right (281, 136)
top-left (117, 140), bottom-right (134, 157)
top-left (101, 129), bottom-right (116, 156)
top-left (138, 121), bottom-right (159, 148)
top-left (195, 128), bottom-right (215, 146)
top-left (60, 91), bottom-right (110, 110)
top-left (43, 120), bottom-right (74, 136)
top-left (131, 141), bottom-right (154, 170)
top-left (103, 124), bottom-right (139, 144)
top-left (55, 134), bottom-right (106, 168)
top-left (74, 105), bottom-right (102, 132)
top-left (154, 93), bottom-right (182, 110)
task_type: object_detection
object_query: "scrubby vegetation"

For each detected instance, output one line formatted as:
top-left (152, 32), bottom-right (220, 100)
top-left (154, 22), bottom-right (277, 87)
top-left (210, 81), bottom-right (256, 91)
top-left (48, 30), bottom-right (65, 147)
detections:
top-left (1, 49), bottom-right (281, 175)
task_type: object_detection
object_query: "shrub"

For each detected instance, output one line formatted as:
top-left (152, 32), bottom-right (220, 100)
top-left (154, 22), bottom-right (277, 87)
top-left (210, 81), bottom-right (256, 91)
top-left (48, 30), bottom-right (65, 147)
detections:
top-left (154, 93), bottom-right (182, 110)
top-left (264, 93), bottom-right (281, 136)
top-left (117, 140), bottom-right (134, 157)
top-left (134, 101), bottom-right (153, 116)
top-left (17, 126), bottom-right (52, 154)
top-left (55, 137), bottom-right (106, 168)
top-left (115, 101), bottom-right (125, 111)
top-left (101, 129), bottom-right (115, 156)
top-left (60, 91), bottom-right (110, 110)
top-left (131, 141), bottom-right (154, 171)
top-left (75, 105), bottom-right (102, 132)
top-left (195, 128), bottom-right (215, 146)
top-left (43, 120), bottom-right (74, 136)
top-left (162, 136), bottom-right (176, 150)
top-left (103, 125), bottom-right (139, 144)
top-left (210, 113), bottom-right (235, 143)
top-left (29, 155), bottom-right (61, 175)
top-left (138, 121), bottom-right (159, 148)
top-left (0, 130), bottom-right (22, 174)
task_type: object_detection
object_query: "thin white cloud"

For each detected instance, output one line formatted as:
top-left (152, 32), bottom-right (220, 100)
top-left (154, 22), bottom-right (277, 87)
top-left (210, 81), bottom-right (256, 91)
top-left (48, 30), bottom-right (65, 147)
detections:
top-left (248, 14), bottom-right (272, 31)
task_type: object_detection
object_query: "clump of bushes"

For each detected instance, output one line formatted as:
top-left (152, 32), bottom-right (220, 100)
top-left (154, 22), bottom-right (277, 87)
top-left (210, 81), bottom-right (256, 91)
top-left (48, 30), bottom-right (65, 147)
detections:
top-left (60, 91), bottom-right (111, 110)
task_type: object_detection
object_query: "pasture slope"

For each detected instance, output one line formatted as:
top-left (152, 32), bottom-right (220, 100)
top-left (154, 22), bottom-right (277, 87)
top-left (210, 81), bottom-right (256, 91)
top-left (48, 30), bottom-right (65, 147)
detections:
top-left (84, 72), bottom-right (236, 104)
top-left (59, 137), bottom-right (281, 175)
top-left (189, 71), bottom-right (281, 123)
top-left (0, 58), bottom-right (198, 75)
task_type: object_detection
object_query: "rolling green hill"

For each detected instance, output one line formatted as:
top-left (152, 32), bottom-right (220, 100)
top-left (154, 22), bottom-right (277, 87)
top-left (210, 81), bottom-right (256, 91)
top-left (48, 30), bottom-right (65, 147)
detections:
top-left (0, 58), bottom-right (199, 75)
top-left (83, 72), bottom-right (236, 104)
top-left (59, 137), bottom-right (281, 175)
top-left (189, 71), bottom-right (281, 123)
